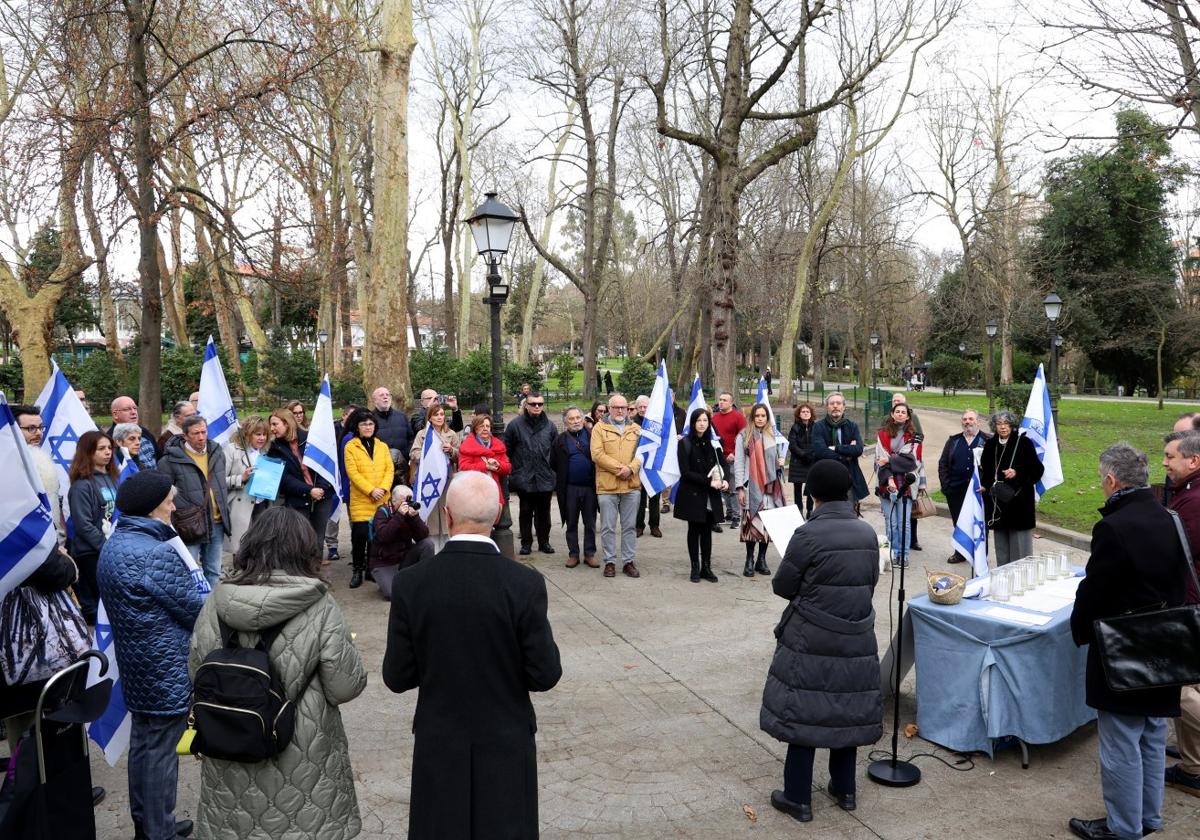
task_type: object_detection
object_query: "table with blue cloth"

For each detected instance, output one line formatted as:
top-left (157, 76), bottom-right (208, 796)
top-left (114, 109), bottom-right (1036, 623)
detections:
top-left (903, 591), bottom-right (1096, 758)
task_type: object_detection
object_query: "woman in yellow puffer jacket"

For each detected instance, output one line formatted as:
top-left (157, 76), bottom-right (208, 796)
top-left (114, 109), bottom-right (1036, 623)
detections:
top-left (343, 409), bottom-right (394, 589)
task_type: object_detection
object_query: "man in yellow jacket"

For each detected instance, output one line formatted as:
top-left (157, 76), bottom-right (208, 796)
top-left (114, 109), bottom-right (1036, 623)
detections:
top-left (590, 393), bottom-right (643, 578)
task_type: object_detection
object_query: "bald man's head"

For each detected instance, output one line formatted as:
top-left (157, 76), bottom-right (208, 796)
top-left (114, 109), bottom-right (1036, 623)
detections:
top-left (445, 472), bottom-right (501, 534)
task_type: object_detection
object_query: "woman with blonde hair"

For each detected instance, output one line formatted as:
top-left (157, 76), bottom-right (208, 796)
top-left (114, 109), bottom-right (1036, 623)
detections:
top-left (408, 402), bottom-right (461, 535)
top-left (735, 403), bottom-right (787, 578)
top-left (224, 415), bottom-right (270, 553)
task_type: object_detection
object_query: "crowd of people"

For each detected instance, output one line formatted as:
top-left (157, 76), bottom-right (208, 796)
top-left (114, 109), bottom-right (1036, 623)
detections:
top-left (2, 382), bottom-right (1199, 839)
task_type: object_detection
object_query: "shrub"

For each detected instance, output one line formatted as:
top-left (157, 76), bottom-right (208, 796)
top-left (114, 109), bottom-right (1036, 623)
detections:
top-left (160, 347), bottom-right (201, 403)
top-left (617, 358), bottom-right (656, 398)
top-left (329, 364), bottom-right (365, 408)
top-left (995, 384), bottom-right (1032, 417)
top-left (409, 346), bottom-right (458, 396)
top-left (76, 351), bottom-right (122, 407)
top-left (549, 353), bottom-right (575, 397)
top-left (0, 355), bottom-right (23, 401)
top-left (455, 350), bottom-right (494, 407)
top-left (929, 354), bottom-right (978, 395)
top-left (261, 347), bottom-right (319, 401)
top-left (503, 360), bottom-right (543, 396)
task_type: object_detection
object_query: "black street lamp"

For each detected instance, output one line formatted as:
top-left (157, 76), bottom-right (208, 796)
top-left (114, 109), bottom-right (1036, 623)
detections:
top-left (868, 332), bottom-right (879, 432)
top-left (465, 192), bottom-right (519, 433)
top-left (958, 342), bottom-right (966, 354)
top-left (985, 319), bottom-right (998, 415)
top-left (1043, 293), bottom-right (1063, 428)
top-left (317, 328), bottom-right (328, 373)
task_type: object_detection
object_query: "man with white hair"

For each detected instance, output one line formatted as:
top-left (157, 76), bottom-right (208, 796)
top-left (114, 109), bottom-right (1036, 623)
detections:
top-left (383, 471), bottom-right (562, 836)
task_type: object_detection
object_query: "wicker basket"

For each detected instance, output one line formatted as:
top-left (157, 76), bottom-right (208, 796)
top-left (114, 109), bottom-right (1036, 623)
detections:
top-left (925, 569), bottom-right (966, 605)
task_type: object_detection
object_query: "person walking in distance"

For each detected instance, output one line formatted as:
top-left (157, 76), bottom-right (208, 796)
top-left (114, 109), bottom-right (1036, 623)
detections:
top-left (711, 391), bottom-right (748, 527)
top-left (674, 408), bottom-right (729, 582)
top-left (591, 394), bottom-right (643, 578)
top-left (504, 392), bottom-right (558, 556)
top-left (383, 472), bottom-right (562, 839)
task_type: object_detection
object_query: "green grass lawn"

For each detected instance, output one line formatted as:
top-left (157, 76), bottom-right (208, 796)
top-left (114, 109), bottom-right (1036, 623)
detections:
top-left (914, 396), bottom-right (1178, 535)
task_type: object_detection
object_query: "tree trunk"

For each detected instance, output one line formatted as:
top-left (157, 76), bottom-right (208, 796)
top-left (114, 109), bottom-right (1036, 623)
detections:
top-left (364, 0), bottom-right (417, 404)
top-left (709, 162), bottom-right (741, 393)
top-left (81, 155), bottom-right (122, 367)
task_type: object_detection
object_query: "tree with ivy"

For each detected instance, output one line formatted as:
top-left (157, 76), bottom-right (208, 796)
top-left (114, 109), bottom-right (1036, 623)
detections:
top-left (1032, 109), bottom-right (1187, 396)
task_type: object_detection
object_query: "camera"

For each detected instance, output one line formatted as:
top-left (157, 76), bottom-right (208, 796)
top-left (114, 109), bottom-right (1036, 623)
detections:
top-left (437, 394), bottom-right (448, 406)
top-left (408, 500), bottom-right (421, 511)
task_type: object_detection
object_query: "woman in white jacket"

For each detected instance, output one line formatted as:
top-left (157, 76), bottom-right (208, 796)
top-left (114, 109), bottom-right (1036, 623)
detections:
top-left (223, 415), bottom-right (270, 554)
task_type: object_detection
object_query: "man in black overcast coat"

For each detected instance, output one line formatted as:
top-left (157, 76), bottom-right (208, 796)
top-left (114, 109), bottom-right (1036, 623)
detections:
top-left (383, 471), bottom-right (562, 839)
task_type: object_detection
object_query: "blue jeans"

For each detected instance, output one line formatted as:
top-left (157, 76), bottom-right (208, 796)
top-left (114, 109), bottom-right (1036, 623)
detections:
top-left (1097, 710), bottom-right (1168, 839)
top-left (187, 522), bottom-right (225, 589)
top-left (881, 492), bottom-right (911, 560)
top-left (129, 713), bottom-right (187, 840)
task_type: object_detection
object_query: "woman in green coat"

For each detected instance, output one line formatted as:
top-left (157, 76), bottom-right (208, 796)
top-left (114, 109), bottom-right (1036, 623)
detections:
top-left (189, 507), bottom-right (368, 840)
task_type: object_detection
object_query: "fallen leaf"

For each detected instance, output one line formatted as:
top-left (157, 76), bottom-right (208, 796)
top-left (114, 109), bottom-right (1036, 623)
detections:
top-left (742, 804), bottom-right (757, 823)
top-left (904, 723), bottom-right (919, 738)
top-left (623, 664), bottom-right (637, 670)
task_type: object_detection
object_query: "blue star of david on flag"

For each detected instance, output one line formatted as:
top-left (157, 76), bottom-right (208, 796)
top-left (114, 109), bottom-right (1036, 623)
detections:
top-left (420, 472), bottom-right (443, 508)
top-left (49, 424), bottom-right (80, 470)
top-left (415, 421), bottom-right (450, 523)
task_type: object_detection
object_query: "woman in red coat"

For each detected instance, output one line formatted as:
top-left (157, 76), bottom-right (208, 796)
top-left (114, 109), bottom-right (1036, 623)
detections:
top-left (457, 414), bottom-right (511, 506)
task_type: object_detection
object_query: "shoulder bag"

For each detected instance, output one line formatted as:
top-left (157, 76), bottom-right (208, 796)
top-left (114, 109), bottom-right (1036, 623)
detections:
top-left (0, 579), bottom-right (91, 685)
top-left (912, 490), bottom-right (937, 519)
top-left (171, 503), bottom-right (208, 543)
top-left (989, 437), bottom-right (1022, 505)
top-left (1093, 510), bottom-right (1200, 692)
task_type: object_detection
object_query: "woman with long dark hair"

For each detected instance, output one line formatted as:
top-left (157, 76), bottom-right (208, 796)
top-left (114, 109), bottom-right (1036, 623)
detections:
top-left (979, 411), bottom-right (1044, 566)
top-left (343, 408), bottom-right (394, 589)
top-left (787, 402), bottom-right (816, 516)
top-left (735, 403), bottom-right (788, 577)
top-left (674, 408), bottom-right (729, 583)
top-left (67, 429), bottom-right (120, 622)
top-left (873, 403), bottom-right (924, 565)
top-left (190, 507), bottom-right (367, 839)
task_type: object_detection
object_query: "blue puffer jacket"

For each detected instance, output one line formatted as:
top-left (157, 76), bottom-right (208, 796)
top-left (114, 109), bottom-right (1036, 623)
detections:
top-left (97, 516), bottom-right (206, 715)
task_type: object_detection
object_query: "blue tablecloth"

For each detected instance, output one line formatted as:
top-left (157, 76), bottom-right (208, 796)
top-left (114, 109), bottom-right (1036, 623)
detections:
top-left (906, 592), bottom-right (1095, 755)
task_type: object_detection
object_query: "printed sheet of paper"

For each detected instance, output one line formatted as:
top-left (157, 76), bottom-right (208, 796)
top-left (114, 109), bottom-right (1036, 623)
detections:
top-left (1007, 591), bottom-right (1075, 614)
top-left (979, 606), bottom-right (1054, 627)
top-left (759, 505), bottom-right (806, 559)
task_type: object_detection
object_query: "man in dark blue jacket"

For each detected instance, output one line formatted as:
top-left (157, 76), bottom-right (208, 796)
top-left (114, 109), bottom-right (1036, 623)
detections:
top-left (98, 470), bottom-right (205, 840)
top-left (937, 408), bottom-right (989, 563)
top-left (551, 406), bottom-right (597, 567)
top-left (809, 393), bottom-right (868, 510)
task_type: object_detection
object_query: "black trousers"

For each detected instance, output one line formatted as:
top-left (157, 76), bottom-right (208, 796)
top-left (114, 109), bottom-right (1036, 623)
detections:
top-left (792, 482), bottom-right (814, 518)
top-left (784, 744), bottom-right (856, 804)
top-left (74, 551), bottom-right (100, 624)
top-left (945, 489), bottom-right (966, 524)
top-left (562, 484), bottom-right (597, 556)
top-left (686, 520), bottom-right (713, 565)
top-left (351, 520), bottom-right (372, 571)
top-left (517, 490), bottom-right (553, 547)
top-left (637, 487), bottom-right (661, 529)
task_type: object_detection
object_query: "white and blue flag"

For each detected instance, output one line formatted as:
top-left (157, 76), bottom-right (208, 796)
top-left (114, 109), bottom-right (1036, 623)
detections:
top-left (34, 360), bottom-right (98, 493)
top-left (638, 361), bottom-right (681, 496)
top-left (415, 419), bottom-right (450, 522)
top-left (1019, 364), bottom-right (1063, 501)
top-left (756, 376), bottom-right (781, 437)
top-left (303, 376), bottom-right (341, 517)
top-left (952, 465), bottom-right (989, 579)
top-left (0, 393), bottom-right (59, 601)
top-left (198, 335), bottom-right (238, 446)
top-left (87, 534), bottom-right (208, 766)
top-left (672, 374), bottom-right (720, 504)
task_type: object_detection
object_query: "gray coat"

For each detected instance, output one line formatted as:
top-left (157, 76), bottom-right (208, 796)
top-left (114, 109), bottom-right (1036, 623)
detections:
top-left (760, 500), bottom-right (883, 748)
top-left (158, 437), bottom-right (232, 538)
top-left (503, 412), bottom-right (558, 494)
top-left (190, 574), bottom-right (368, 840)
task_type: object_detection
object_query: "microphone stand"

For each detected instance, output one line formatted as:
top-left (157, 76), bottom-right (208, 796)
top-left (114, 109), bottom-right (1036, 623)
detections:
top-left (868, 486), bottom-right (921, 788)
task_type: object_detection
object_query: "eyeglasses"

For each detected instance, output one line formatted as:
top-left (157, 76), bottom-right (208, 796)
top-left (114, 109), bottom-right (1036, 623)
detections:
top-left (610, 405), bottom-right (628, 411)
top-left (20, 424), bottom-right (45, 432)
top-left (527, 401), bottom-right (544, 407)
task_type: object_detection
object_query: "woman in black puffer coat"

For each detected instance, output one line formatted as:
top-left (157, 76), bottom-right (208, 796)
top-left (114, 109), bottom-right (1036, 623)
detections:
top-left (760, 459), bottom-right (882, 824)
top-left (787, 402), bottom-right (816, 516)
top-left (673, 408), bottom-right (729, 583)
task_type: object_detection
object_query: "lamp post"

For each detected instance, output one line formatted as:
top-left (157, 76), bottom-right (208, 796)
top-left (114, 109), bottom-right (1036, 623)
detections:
top-left (317, 328), bottom-right (328, 373)
top-left (465, 192), bottom-right (518, 434)
top-left (1043, 293), bottom-right (1063, 428)
top-left (985, 319), bottom-right (998, 415)
top-left (868, 332), bottom-right (879, 432)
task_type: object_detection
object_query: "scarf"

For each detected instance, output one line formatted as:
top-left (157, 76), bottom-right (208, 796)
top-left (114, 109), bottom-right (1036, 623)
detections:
top-left (359, 435), bottom-right (376, 459)
top-left (289, 439), bottom-right (313, 485)
top-left (748, 433), bottom-right (769, 491)
top-left (472, 433), bottom-right (492, 449)
top-left (825, 413), bottom-right (848, 429)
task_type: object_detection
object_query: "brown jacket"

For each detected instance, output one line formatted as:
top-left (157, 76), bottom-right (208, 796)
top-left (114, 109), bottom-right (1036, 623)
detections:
top-left (590, 420), bottom-right (642, 494)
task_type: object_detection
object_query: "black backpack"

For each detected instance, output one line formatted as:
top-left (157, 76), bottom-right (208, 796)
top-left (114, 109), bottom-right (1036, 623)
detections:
top-left (188, 618), bottom-right (308, 762)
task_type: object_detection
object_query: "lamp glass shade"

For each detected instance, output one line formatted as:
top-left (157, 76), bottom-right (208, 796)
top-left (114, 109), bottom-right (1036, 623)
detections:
top-left (958, 343), bottom-right (966, 353)
top-left (1055, 335), bottom-right (1064, 347)
top-left (318, 329), bottom-right (328, 344)
top-left (1043, 293), bottom-right (1063, 321)
top-left (985, 319), bottom-right (999, 338)
top-left (466, 192), bottom-right (519, 261)
top-left (869, 332), bottom-right (879, 346)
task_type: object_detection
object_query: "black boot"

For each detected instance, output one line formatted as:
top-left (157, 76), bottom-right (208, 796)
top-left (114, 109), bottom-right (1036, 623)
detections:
top-left (700, 560), bottom-right (718, 582)
top-left (743, 544), bottom-right (755, 577)
top-left (755, 545), bottom-right (771, 576)
top-left (349, 566), bottom-right (364, 589)
top-left (689, 558), bottom-right (700, 583)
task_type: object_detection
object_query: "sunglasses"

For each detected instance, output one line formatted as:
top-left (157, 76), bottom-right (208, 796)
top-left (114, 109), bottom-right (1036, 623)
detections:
top-left (527, 401), bottom-right (545, 407)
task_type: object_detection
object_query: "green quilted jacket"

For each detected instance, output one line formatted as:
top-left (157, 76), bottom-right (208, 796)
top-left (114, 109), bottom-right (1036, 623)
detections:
top-left (188, 573), bottom-right (368, 839)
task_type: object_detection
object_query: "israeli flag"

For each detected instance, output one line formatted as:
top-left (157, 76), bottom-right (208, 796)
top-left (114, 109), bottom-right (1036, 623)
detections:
top-left (198, 335), bottom-right (238, 446)
top-left (638, 361), bottom-right (681, 495)
top-left (303, 377), bottom-right (341, 517)
top-left (952, 465), bottom-right (989, 579)
top-left (0, 394), bottom-right (59, 601)
top-left (111, 450), bottom-right (140, 523)
top-left (1019, 364), bottom-right (1064, 500)
top-left (415, 420), bottom-right (450, 522)
top-left (756, 376), bottom-right (781, 436)
top-left (34, 360), bottom-right (99, 493)
top-left (87, 600), bottom-right (131, 765)
top-left (673, 374), bottom-right (722, 503)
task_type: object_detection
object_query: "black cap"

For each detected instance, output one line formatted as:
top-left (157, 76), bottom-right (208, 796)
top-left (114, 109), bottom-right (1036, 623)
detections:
top-left (807, 460), bottom-right (852, 503)
top-left (115, 471), bottom-right (174, 517)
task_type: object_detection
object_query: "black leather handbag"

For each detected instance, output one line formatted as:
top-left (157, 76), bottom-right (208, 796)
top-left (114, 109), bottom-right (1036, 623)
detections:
top-left (1094, 510), bottom-right (1200, 692)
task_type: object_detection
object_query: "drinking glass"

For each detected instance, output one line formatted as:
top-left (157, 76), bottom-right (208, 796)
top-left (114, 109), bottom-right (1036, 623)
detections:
top-left (992, 569), bottom-right (1010, 602)
top-left (1034, 555), bottom-right (1047, 585)
top-left (1010, 564), bottom-right (1025, 596)
top-left (1058, 553), bottom-right (1071, 578)
top-left (1044, 552), bottom-right (1060, 580)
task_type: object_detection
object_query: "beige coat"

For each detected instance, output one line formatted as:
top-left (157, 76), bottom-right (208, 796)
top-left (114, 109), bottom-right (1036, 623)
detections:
top-left (590, 420), bottom-right (642, 494)
top-left (189, 574), bottom-right (367, 840)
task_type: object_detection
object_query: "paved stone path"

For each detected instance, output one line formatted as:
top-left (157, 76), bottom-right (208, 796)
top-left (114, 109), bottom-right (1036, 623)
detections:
top-left (90, 436), bottom-right (1200, 838)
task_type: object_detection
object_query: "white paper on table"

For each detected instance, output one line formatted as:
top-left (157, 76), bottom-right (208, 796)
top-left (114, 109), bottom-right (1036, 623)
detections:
top-left (1041, 576), bottom-right (1082, 599)
top-left (980, 606), bottom-right (1054, 626)
top-left (759, 505), bottom-right (806, 559)
top-left (1007, 591), bottom-right (1074, 614)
